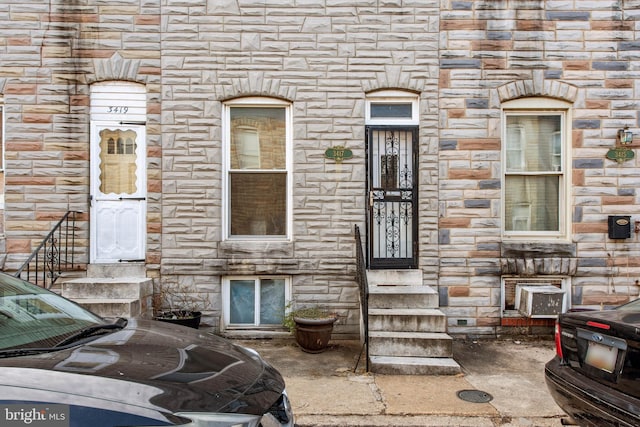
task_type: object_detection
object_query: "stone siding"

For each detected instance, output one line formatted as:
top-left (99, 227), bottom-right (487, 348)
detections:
top-left (160, 0), bottom-right (440, 335)
top-left (0, 1), bottom-right (162, 275)
top-left (0, 1), bottom-right (639, 337)
top-left (439, 0), bottom-right (640, 335)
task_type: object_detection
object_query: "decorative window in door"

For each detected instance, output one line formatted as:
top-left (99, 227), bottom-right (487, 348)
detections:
top-left (503, 101), bottom-right (569, 239)
top-left (98, 128), bottom-right (138, 195)
top-left (225, 98), bottom-right (290, 238)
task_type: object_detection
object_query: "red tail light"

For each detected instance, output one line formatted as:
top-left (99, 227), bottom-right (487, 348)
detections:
top-left (586, 320), bottom-right (610, 330)
top-left (554, 321), bottom-right (563, 359)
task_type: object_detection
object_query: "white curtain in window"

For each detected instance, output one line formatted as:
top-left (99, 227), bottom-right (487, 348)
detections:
top-left (505, 115), bottom-right (561, 232)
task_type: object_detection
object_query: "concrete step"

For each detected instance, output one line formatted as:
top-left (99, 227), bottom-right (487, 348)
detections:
top-left (61, 277), bottom-right (153, 319)
top-left (62, 277), bottom-right (152, 299)
top-left (73, 298), bottom-right (141, 319)
top-left (364, 268), bottom-right (460, 375)
top-left (368, 308), bottom-right (447, 333)
top-left (366, 269), bottom-right (423, 287)
top-left (369, 284), bottom-right (439, 309)
top-left (87, 263), bottom-right (146, 278)
top-left (369, 331), bottom-right (453, 358)
top-left (369, 355), bottom-right (461, 375)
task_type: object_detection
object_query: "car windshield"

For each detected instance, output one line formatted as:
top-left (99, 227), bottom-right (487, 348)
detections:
top-left (617, 298), bottom-right (640, 311)
top-left (0, 273), bottom-right (104, 350)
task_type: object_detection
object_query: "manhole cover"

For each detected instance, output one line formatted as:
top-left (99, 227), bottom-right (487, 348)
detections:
top-left (457, 389), bottom-right (493, 403)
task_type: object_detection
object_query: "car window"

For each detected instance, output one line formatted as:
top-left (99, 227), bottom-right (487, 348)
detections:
top-left (616, 298), bottom-right (640, 311)
top-left (0, 273), bottom-right (103, 350)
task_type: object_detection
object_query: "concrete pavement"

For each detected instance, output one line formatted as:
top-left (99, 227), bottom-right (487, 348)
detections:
top-left (237, 337), bottom-right (570, 427)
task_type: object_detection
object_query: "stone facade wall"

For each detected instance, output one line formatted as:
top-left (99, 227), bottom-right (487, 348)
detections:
top-left (0, 0), bottom-right (639, 338)
top-left (0, 1), bottom-right (162, 272)
top-left (439, 0), bottom-right (640, 335)
top-left (161, 0), bottom-right (440, 335)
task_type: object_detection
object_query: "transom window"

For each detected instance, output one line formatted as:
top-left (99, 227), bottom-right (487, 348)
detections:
top-left (502, 99), bottom-right (570, 239)
top-left (224, 98), bottom-right (291, 239)
top-left (366, 90), bottom-right (419, 125)
top-left (222, 276), bottom-right (291, 328)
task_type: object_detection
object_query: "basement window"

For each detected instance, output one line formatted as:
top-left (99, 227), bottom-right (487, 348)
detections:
top-left (222, 276), bottom-right (291, 329)
top-left (501, 276), bottom-right (570, 318)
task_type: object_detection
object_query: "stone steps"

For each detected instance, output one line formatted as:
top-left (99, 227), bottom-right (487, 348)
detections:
top-left (369, 308), bottom-right (447, 332)
top-left (366, 269), bottom-right (460, 375)
top-left (59, 264), bottom-right (152, 319)
top-left (71, 298), bottom-right (142, 319)
top-left (369, 284), bottom-right (439, 309)
top-left (369, 355), bottom-right (461, 375)
top-left (369, 331), bottom-right (453, 358)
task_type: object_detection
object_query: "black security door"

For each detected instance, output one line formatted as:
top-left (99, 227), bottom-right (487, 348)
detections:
top-left (366, 126), bottom-right (418, 269)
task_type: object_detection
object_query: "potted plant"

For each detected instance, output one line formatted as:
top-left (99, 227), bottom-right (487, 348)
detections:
top-left (284, 304), bottom-right (338, 353)
top-left (153, 282), bottom-right (211, 329)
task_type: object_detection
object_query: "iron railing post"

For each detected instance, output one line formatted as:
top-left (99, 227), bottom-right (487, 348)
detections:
top-left (14, 211), bottom-right (81, 289)
top-left (354, 224), bottom-right (369, 372)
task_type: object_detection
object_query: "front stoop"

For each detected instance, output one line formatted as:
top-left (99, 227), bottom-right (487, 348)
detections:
top-left (60, 264), bottom-right (152, 319)
top-left (368, 355), bottom-right (461, 375)
top-left (367, 270), bottom-right (460, 375)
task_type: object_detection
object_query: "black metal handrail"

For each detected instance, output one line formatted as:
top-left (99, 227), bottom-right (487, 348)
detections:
top-left (14, 211), bottom-right (81, 289)
top-left (354, 224), bottom-right (369, 372)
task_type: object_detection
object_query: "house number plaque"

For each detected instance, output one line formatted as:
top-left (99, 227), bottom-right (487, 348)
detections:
top-left (606, 146), bottom-right (635, 163)
top-left (325, 145), bottom-right (353, 163)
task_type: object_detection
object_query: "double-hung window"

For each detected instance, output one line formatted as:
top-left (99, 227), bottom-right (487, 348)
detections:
top-left (224, 98), bottom-right (291, 239)
top-left (502, 99), bottom-right (570, 239)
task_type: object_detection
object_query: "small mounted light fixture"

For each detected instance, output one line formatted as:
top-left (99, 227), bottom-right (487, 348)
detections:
top-left (607, 126), bottom-right (636, 163)
top-left (618, 126), bottom-right (633, 145)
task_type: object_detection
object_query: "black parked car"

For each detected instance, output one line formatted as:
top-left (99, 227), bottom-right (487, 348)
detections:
top-left (0, 271), bottom-right (294, 427)
top-left (545, 299), bottom-right (640, 427)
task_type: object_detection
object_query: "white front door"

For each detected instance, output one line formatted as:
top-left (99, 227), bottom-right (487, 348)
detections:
top-left (90, 123), bottom-right (146, 263)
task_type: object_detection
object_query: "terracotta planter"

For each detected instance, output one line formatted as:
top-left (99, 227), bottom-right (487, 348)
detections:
top-left (293, 316), bottom-right (337, 353)
top-left (154, 311), bottom-right (202, 329)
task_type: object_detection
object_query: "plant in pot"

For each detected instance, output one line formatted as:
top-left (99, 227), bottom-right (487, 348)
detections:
top-left (153, 282), bottom-right (211, 329)
top-left (284, 303), bottom-right (338, 353)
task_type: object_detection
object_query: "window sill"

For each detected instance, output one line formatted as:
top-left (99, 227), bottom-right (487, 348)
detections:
top-left (500, 241), bottom-right (575, 258)
top-left (225, 235), bottom-right (290, 241)
top-left (219, 328), bottom-right (291, 340)
top-left (219, 239), bottom-right (294, 258)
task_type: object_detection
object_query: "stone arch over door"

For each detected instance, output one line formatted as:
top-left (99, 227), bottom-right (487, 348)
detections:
top-left (87, 53), bottom-right (144, 85)
top-left (362, 65), bottom-right (428, 94)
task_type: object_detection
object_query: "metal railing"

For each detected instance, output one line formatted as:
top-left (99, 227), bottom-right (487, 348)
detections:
top-left (354, 224), bottom-right (369, 372)
top-left (14, 211), bottom-right (81, 289)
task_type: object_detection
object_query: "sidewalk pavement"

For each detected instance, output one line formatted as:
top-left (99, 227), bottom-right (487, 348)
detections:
top-left (237, 337), bottom-right (570, 427)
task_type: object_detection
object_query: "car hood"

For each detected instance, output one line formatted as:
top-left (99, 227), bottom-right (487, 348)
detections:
top-left (0, 319), bottom-right (285, 417)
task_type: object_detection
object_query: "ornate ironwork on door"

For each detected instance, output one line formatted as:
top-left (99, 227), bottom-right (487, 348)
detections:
top-left (367, 126), bottom-right (418, 268)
